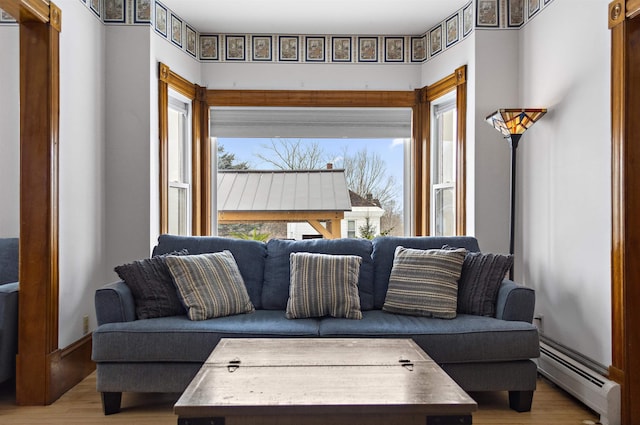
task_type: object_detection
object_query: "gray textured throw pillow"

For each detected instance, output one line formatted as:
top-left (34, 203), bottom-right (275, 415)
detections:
top-left (165, 251), bottom-right (255, 321)
top-left (456, 251), bottom-right (513, 316)
top-left (286, 252), bottom-right (362, 320)
top-left (114, 249), bottom-right (188, 319)
top-left (383, 246), bottom-right (466, 319)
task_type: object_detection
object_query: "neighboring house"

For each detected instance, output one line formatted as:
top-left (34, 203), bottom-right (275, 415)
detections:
top-left (287, 190), bottom-right (384, 240)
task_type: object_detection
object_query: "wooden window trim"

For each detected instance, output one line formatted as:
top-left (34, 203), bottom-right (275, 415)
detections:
top-left (205, 74), bottom-right (466, 238)
top-left (158, 62), bottom-right (208, 235)
top-left (414, 65), bottom-right (468, 236)
top-left (609, 0), bottom-right (640, 422)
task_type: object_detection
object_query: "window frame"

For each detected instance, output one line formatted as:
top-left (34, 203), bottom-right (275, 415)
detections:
top-left (158, 63), bottom-right (467, 237)
top-left (158, 62), bottom-right (209, 235)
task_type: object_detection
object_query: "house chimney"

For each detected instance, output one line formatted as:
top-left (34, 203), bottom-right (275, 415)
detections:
top-left (326, 163), bottom-right (333, 170)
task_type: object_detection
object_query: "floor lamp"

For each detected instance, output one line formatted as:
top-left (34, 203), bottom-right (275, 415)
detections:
top-left (485, 108), bottom-right (547, 280)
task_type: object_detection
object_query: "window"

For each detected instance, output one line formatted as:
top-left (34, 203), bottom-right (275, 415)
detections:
top-left (210, 107), bottom-right (411, 240)
top-left (347, 220), bottom-right (356, 238)
top-left (157, 65), bottom-right (467, 239)
top-left (167, 95), bottom-right (192, 235)
top-left (431, 98), bottom-right (457, 236)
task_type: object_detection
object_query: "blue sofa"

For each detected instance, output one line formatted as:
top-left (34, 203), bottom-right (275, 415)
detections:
top-left (0, 238), bottom-right (19, 384)
top-left (93, 235), bottom-right (539, 415)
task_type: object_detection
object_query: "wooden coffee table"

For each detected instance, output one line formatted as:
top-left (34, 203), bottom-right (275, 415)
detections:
top-left (174, 338), bottom-right (477, 425)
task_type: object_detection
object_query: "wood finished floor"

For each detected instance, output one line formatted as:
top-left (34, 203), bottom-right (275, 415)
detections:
top-left (0, 373), bottom-right (599, 425)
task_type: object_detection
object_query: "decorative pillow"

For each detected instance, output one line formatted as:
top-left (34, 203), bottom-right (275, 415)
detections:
top-left (165, 251), bottom-right (255, 321)
top-left (382, 246), bottom-right (466, 319)
top-left (286, 252), bottom-right (362, 320)
top-left (114, 249), bottom-right (189, 319)
top-left (443, 245), bottom-right (513, 316)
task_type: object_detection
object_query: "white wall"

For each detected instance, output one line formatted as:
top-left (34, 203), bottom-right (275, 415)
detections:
top-left (202, 62), bottom-right (421, 91)
top-left (103, 25), bottom-right (202, 274)
top-left (0, 25), bottom-right (19, 238)
top-left (518, 0), bottom-right (611, 366)
top-left (104, 25), bottom-right (154, 274)
top-left (471, 29), bottom-right (520, 255)
top-left (57, 0), bottom-right (108, 347)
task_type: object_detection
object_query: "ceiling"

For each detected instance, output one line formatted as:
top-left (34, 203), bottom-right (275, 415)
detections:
top-left (160, 0), bottom-right (470, 36)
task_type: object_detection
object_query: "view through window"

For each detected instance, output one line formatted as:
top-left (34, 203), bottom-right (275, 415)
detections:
top-left (215, 137), bottom-right (407, 240)
top-left (210, 106), bottom-right (412, 241)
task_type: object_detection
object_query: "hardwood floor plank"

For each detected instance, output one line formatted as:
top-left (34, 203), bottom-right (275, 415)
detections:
top-left (0, 373), bottom-right (598, 425)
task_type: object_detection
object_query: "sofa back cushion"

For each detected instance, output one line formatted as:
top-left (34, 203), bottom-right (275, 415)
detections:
top-left (0, 238), bottom-right (19, 285)
top-left (153, 234), bottom-right (267, 309)
top-left (371, 236), bottom-right (480, 309)
top-left (263, 238), bottom-right (374, 310)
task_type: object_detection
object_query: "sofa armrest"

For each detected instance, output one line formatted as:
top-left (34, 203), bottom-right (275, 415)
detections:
top-left (0, 282), bottom-right (19, 383)
top-left (0, 282), bottom-right (19, 328)
top-left (0, 281), bottom-right (18, 295)
top-left (95, 281), bottom-right (136, 326)
top-left (495, 279), bottom-right (536, 323)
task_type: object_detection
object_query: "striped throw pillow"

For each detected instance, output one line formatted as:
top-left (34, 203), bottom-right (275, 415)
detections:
top-left (165, 251), bottom-right (255, 321)
top-left (286, 252), bottom-right (362, 320)
top-left (382, 246), bottom-right (466, 319)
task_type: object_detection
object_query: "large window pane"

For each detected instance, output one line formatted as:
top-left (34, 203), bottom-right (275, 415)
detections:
top-left (431, 97), bottom-right (456, 236)
top-left (214, 137), bottom-right (407, 240)
top-left (167, 96), bottom-right (191, 235)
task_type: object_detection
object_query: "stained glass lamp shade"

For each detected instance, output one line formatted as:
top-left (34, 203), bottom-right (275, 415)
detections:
top-left (486, 108), bottom-right (547, 139)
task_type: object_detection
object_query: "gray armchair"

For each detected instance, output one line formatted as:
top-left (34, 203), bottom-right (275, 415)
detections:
top-left (0, 238), bottom-right (18, 383)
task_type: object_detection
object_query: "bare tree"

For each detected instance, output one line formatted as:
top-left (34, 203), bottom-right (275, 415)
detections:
top-left (340, 147), bottom-right (399, 208)
top-left (256, 139), bottom-right (330, 170)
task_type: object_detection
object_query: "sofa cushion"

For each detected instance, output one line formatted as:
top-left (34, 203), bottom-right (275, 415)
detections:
top-left (91, 310), bottom-right (321, 363)
top-left (371, 236), bottom-right (481, 309)
top-left (286, 253), bottom-right (362, 320)
top-left (263, 238), bottom-right (374, 310)
top-left (318, 310), bottom-right (540, 364)
top-left (114, 250), bottom-right (188, 319)
top-left (166, 251), bottom-right (255, 321)
top-left (456, 250), bottom-right (513, 316)
top-left (153, 234), bottom-right (267, 309)
top-left (0, 238), bottom-right (19, 285)
top-left (382, 247), bottom-right (466, 319)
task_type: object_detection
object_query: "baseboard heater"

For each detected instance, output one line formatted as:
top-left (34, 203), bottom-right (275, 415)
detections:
top-left (536, 341), bottom-right (620, 425)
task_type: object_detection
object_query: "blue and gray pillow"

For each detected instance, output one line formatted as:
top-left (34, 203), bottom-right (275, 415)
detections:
top-left (383, 246), bottom-right (466, 319)
top-left (165, 251), bottom-right (255, 321)
top-left (286, 252), bottom-right (362, 320)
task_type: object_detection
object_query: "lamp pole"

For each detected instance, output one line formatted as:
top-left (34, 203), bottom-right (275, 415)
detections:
top-left (507, 133), bottom-right (522, 281)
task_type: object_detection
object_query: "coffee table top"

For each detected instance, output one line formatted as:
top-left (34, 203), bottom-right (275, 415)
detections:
top-left (175, 338), bottom-right (477, 418)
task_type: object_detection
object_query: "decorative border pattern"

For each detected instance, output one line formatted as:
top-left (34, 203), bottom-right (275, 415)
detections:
top-left (104, 0), bottom-right (125, 23)
top-left (332, 37), bottom-right (351, 62)
top-left (134, 0), bottom-right (152, 23)
top-left (0, 0), bottom-right (556, 62)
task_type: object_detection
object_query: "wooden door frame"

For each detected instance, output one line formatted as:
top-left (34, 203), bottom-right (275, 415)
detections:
top-left (609, 1), bottom-right (640, 423)
top-left (0, 0), bottom-right (94, 405)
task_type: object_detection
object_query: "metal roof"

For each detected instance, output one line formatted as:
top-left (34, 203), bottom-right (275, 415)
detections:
top-left (217, 170), bottom-right (352, 212)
